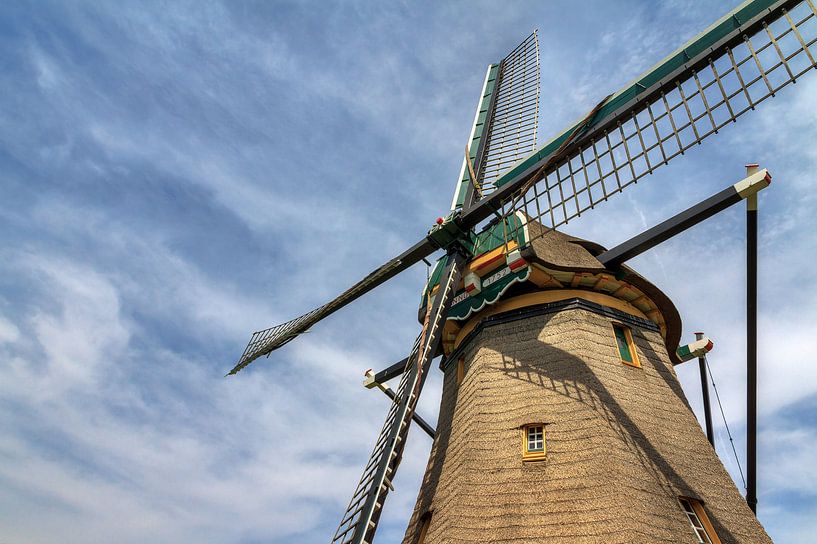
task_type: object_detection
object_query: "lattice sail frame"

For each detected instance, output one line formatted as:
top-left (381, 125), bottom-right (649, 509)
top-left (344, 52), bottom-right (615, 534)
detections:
top-left (498, 0), bottom-right (817, 245)
top-left (331, 335), bottom-right (422, 544)
top-left (478, 31), bottom-right (541, 196)
top-left (331, 256), bottom-right (463, 544)
top-left (230, 257), bottom-right (402, 374)
top-left (451, 31), bottom-right (540, 210)
top-left (233, 32), bottom-right (541, 375)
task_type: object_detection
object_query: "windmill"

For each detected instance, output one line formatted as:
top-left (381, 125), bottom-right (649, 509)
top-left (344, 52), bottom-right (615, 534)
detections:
top-left (230, 1), bottom-right (817, 542)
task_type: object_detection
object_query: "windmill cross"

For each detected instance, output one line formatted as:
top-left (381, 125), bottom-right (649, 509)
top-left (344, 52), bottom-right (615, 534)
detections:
top-left (229, 1), bottom-right (817, 542)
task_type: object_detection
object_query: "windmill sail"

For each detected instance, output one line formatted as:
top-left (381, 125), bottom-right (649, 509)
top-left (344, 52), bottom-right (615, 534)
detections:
top-left (229, 257), bottom-right (402, 374)
top-left (331, 253), bottom-right (465, 544)
top-left (458, 0), bottom-right (817, 247)
top-left (232, 0), bottom-right (817, 376)
top-left (232, 34), bottom-right (541, 375)
top-left (451, 31), bottom-right (540, 210)
top-left (478, 32), bottom-right (540, 196)
top-left (229, 235), bottom-right (441, 374)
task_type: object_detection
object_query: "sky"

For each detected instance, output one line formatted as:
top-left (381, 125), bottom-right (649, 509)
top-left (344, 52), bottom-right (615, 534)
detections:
top-left (1, 0), bottom-right (816, 542)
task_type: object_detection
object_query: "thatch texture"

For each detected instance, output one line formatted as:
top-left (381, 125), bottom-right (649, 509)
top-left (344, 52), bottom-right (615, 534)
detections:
top-left (402, 304), bottom-right (771, 543)
top-left (431, 221), bottom-right (684, 363)
top-left (520, 222), bottom-right (682, 362)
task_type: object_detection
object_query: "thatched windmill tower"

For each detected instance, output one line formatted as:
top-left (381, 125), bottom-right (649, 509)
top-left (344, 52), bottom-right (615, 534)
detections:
top-left (402, 225), bottom-right (770, 543)
top-left (229, 1), bottom-right (817, 542)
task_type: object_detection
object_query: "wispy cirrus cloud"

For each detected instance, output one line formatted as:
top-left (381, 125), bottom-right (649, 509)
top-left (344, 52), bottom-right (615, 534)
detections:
top-left (1, 0), bottom-right (815, 543)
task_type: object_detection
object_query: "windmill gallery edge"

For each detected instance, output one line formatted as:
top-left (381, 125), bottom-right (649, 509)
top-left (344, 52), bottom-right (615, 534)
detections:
top-left (230, 1), bottom-right (817, 542)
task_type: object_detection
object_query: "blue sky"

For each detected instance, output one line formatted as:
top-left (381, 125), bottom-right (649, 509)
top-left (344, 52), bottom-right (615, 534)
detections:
top-left (1, 0), bottom-right (816, 542)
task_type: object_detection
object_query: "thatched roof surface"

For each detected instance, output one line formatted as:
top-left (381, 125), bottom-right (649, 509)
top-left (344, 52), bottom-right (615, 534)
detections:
top-left (524, 221), bottom-right (606, 272)
top-left (468, 219), bottom-right (684, 363)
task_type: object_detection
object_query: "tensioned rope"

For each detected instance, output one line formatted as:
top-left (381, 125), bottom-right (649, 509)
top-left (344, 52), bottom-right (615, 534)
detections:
top-left (705, 355), bottom-right (747, 490)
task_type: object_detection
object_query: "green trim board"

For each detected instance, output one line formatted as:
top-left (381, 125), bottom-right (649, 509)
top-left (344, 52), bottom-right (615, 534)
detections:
top-left (421, 260), bottom-right (531, 322)
top-left (421, 212), bottom-right (530, 319)
top-left (613, 324), bottom-right (635, 363)
top-left (469, 212), bottom-right (527, 255)
top-left (495, 0), bottom-right (787, 191)
top-left (451, 64), bottom-right (500, 210)
top-left (422, 212), bottom-right (529, 299)
top-left (446, 264), bottom-right (531, 321)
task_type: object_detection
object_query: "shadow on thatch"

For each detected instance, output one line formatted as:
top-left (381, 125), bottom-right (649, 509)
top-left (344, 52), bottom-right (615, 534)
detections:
top-left (402, 366), bottom-right (461, 544)
top-left (480, 311), bottom-right (738, 542)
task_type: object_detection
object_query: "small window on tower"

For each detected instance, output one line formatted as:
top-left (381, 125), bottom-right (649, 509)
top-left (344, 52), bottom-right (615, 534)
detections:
top-left (679, 497), bottom-right (721, 544)
top-left (522, 424), bottom-right (546, 461)
top-left (457, 357), bottom-right (465, 385)
top-left (612, 323), bottom-right (640, 367)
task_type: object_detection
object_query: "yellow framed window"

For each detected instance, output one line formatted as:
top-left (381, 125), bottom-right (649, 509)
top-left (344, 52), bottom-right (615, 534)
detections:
top-left (679, 497), bottom-right (721, 544)
top-left (522, 424), bottom-right (546, 461)
top-left (612, 322), bottom-right (640, 367)
top-left (457, 357), bottom-right (465, 385)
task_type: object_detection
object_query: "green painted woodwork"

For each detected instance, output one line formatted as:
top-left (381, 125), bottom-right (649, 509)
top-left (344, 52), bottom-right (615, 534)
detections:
top-left (613, 324), bottom-right (634, 363)
top-left (452, 64), bottom-right (500, 209)
top-left (421, 255), bottom-right (531, 320)
top-left (676, 343), bottom-right (694, 361)
top-left (421, 213), bottom-right (530, 320)
top-left (469, 213), bottom-right (526, 256)
top-left (425, 256), bottom-right (448, 298)
top-left (423, 213), bottom-right (527, 297)
top-left (445, 264), bottom-right (530, 320)
top-left (426, 213), bottom-right (471, 250)
top-left (494, 0), bottom-right (779, 191)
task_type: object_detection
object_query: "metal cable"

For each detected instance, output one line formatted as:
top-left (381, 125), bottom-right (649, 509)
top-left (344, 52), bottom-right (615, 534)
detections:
top-left (704, 355), bottom-right (747, 490)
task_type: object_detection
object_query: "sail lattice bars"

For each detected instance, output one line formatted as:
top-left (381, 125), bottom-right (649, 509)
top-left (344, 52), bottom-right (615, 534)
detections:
top-left (331, 255), bottom-right (464, 544)
top-left (331, 335), bottom-right (423, 544)
top-left (229, 257), bottom-right (405, 374)
top-left (451, 31), bottom-right (540, 210)
top-left (489, 0), bottom-right (816, 246)
top-left (478, 31), bottom-right (540, 196)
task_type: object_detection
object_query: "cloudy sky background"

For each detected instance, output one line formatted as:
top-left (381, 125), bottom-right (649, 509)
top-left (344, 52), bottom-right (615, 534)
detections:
top-left (1, 0), bottom-right (816, 542)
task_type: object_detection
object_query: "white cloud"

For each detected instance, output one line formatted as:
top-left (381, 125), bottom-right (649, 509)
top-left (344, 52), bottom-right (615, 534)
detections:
top-left (30, 256), bottom-right (130, 388)
top-left (30, 45), bottom-right (64, 92)
top-left (2, 1), bottom-right (817, 543)
top-left (762, 425), bottom-right (817, 497)
top-left (0, 313), bottom-right (20, 344)
top-left (0, 246), bottom-right (411, 542)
